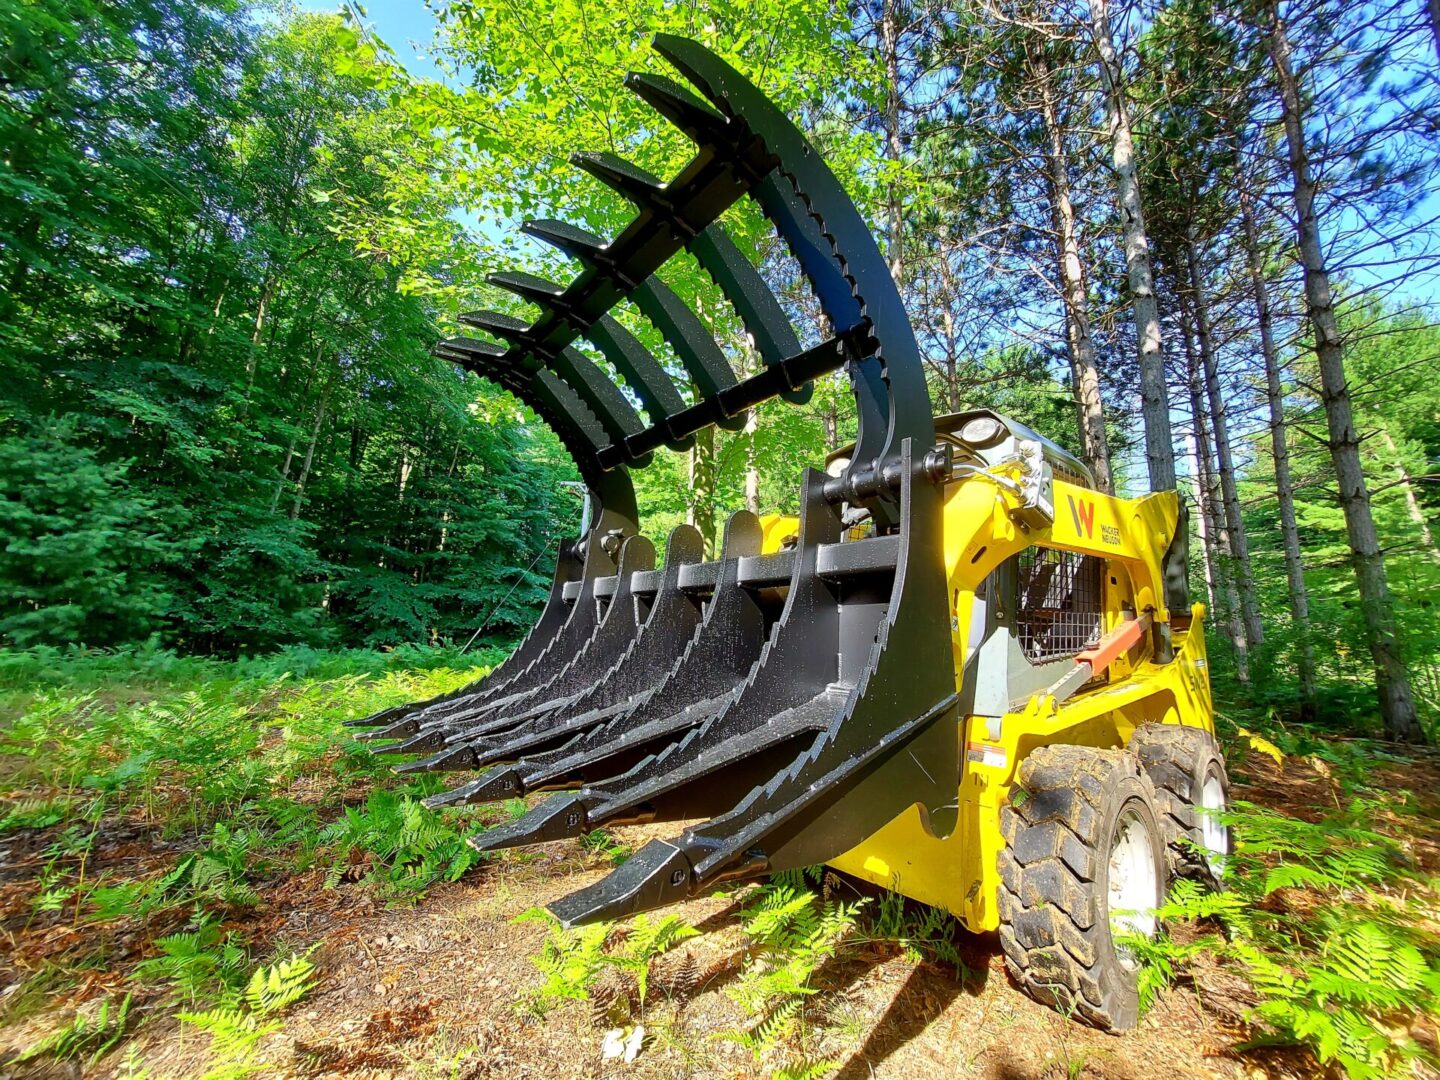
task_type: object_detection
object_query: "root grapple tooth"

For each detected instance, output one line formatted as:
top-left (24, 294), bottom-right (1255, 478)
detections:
top-left (394, 744), bottom-right (478, 774)
top-left (548, 840), bottom-right (694, 927)
top-left (467, 792), bottom-right (595, 855)
top-left (421, 768), bottom-right (522, 809)
top-left (355, 718), bottom-right (419, 742)
top-left (374, 728), bottom-right (449, 757)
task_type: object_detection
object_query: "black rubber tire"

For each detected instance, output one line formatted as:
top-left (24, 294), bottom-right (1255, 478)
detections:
top-left (1129, 723), bottom-right (1230, 883)
top-left (998, 744), bottom-right (1166, 1031)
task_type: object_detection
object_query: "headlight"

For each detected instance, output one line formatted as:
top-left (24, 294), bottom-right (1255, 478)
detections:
top-left (959, 416), bottom-right (1005, 446)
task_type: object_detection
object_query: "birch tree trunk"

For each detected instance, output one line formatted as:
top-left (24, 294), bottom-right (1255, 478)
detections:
top-left (1241, 192), bottom-right (1317, 709)
top-left (290, 374), bottom-right (334, 519)
top-left (881, 0), bottom-right (905, 284)
top-left (1037, 50), bottom-right (1113, 493)
top-left (1184, 230), bottom-right (1263, 646)
top-left (1379, 426), bottom-right (1440, 561)
top-left (1087, 0), bottom-right (1174, 491)
top-left (1267, 7), bottom-right (1422, 741)
top-left (1182, 314), bottom-right (1248, 681)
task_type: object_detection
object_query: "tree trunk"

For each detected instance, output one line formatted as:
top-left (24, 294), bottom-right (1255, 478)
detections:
top-left (290, 375), bottom-right (334, 519)
top-left (1429, 0), bottom-right (1440, 66)
top-left (936, 244), bottom-right (965, 412)
top-left (743, 349), bottom-right (761, 514)
top-left (881, 0), bottom-right (905, 285)
top-left (240, 276), bottom-right (275, 418)
top-left (1037, 50), bottom-right (1113, 493)
top-left (1087, 0), bottom-right (1174, 491)
top-left (687, 407), bottom-right (717, 558)
top-left (1184, 229), bottom-right (1263, 647)
top-left (1267, 8), bottom-right (1422, 741)
top-left (1378, 426), bottom-right (1440, 561)
top-left (1182, 314), bottom-right (1248, 681)
top-left (1242, 192), bottom-right (1317, 710)
top-left (1185, 430), bottom-right (1219, 612)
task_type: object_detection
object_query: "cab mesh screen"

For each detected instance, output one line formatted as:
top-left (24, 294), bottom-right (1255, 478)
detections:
top-left (1015, 547), bottom-right (1104, 662)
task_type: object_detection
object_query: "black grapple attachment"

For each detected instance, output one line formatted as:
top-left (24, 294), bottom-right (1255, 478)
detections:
top-left (349, 35), bottom-right (961, 925)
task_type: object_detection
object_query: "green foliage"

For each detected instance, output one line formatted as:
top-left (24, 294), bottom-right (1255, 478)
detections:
top-left (172, 942), bottom-right (318, 1076)
top-left (1138, 794), bottom-right (1440, 1078)
top-left (518, 908), bottom-right (698, 1011)
top-left (866, 886), bottom-right (967, 973)
top-left (0, 0), bottom-right (576, 654)
top-left (16, 994), bottom-right (134, 1066)
top-left (244, 950), bottom-right (319, 1016)
top-left (715, 879), bottom-right (863, 1078)
top-left (133, 917), bottom-right (250, 1006)
top-left (318, 789), bottom-right (479, 898)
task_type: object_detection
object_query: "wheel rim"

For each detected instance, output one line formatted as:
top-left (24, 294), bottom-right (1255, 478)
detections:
top-left (1200, 768), bottom-right (1228, 875)
top-left (1108, 806), bottom-right (1159, 970)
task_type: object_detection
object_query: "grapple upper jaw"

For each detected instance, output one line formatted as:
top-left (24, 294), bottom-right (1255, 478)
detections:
top-left (349, 36), bottom-right (966, 929)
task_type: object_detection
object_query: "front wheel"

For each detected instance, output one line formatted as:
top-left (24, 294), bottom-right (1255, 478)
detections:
top-left (1129, 723), bottom-right (1230, 883)
top-left (998, 744), bottom-right (1166, 1031)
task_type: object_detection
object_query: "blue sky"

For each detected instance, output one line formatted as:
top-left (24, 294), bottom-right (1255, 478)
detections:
top-left (306, 0), bottom-right (445, 80)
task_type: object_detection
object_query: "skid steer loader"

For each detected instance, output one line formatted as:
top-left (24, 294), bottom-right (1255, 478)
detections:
top-left (347, 35), bottom-right (1227, 1031)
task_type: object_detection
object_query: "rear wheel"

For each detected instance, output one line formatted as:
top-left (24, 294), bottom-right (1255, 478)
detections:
top-left (1129, 723), bottom-right (1230, 883)
top-left (998, 745), bottom-right (1165, 1031)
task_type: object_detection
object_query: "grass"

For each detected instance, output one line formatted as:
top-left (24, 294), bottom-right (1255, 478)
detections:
top-left (0, 643), bottom-right (508, 1074)
top-left (1, 646), bottom-right (1437, 1078)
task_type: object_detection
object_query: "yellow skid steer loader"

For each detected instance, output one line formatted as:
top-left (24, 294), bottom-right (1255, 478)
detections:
top-left (348, 35), bottom-right (1227, 1031)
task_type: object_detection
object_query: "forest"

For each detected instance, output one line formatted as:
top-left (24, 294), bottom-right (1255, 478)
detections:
top-left (1, 0), bottom-right (1438, 1076)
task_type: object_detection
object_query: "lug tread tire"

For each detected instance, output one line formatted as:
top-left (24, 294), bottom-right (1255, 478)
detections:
top-left (998, 744), bottom-right (1161, 1032)
top-left (1129, 723), bottom-right (1229, 881)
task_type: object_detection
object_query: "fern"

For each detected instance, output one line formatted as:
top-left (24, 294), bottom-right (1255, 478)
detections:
top-left (244, 949), bottom-right (318, 1015)
top-left (17, 993), bottom-right (133, 1065)
top-left (1131, 794), bottom-right (1440, 1078)
top-left (177, 1006), bottom-right (281, 1079)
top-left (133, 916), bottom-right (249, 1006)
top-left (720, 881), bottom-right (864, 1066)
top-left (517, 907), bottom-right (612, 1006)
top-left (606, 913), bottom-right (699, 1005)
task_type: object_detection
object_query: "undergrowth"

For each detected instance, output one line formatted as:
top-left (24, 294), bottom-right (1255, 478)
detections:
top-left (1132, 721), bottom-right (1440, 1079)
top-left (0, 646), bottom-right (501, 1071)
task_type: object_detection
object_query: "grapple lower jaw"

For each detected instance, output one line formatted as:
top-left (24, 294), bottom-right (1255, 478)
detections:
top-left (353, 36), bottom-right (964, 924)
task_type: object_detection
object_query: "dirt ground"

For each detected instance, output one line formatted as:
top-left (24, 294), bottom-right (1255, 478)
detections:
top-left (3, 748), bottom-right (1437, 1079)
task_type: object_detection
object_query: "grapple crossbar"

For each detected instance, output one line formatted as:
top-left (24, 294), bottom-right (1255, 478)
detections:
top-left (350, 35), bottom-right (962, 926)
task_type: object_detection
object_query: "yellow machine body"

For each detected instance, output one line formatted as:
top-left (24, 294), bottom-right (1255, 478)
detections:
top-left (825, 464), bottom-right (1215, 932)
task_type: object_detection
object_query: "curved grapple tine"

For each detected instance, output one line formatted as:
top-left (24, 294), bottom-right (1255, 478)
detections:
top-left (362, 37), bottom-right (963, 934)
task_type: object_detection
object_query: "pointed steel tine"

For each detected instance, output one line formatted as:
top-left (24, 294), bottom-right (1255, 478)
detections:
top-left (688, 225), bottom-right (810, 405)
top-left (487, 270), bottom-right (566, 303)
top-left (438, 335), bottom-right (507, 358)
top-left (393, 743), bottom-right (478, 774)
top-left (585, 317), bottom-right (690, 447)
top-left (344, 702), bottom-right (417, 728)
top-left (458, 310), bottom-right (530, 338)
top-left (355, 716), bottom-right (421, 742)
top-left (466, 792), bottom-right (595, 854)
top-left (570, 151), bottom-right (665, 205)
top-left (548, 840), bottom-right (694, 927)
top-left (421, 767), bottom-right (525, 811)
top-left (631, 279), bottom-right (743, 428)
top-left (624, 72), bottom-right (730, 144)
top-left (522, 219), bottom-right (608, 262)
top-left (374, 727), bottom-right (450, 756)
